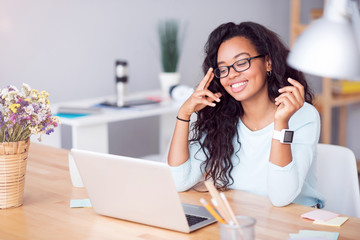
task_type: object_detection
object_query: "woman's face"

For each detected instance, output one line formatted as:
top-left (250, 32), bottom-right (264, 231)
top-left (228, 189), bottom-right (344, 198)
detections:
top-left (217, 36), bottom-right (271, 103)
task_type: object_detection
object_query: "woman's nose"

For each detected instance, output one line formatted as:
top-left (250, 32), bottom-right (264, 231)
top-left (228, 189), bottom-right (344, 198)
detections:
top-left (227, 66), bottom-right (240, 79)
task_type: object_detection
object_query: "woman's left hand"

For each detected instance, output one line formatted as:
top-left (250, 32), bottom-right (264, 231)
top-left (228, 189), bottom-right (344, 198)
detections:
top-left (274, 78), bottom-right (305, 124)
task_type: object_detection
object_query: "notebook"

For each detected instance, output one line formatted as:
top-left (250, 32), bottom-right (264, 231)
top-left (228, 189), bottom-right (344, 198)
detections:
top-left (70, 149), bottom-right (216, 233)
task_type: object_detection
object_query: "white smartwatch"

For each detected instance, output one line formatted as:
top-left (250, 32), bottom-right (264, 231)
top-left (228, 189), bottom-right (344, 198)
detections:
top-left (272, 129), bottom-right (294, 144)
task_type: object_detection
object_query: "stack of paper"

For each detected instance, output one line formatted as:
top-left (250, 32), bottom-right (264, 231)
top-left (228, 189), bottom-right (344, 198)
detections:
top-left (301, 209), bottom-right (349, 227)
top-left (288, 209), bottom-right (350, 239)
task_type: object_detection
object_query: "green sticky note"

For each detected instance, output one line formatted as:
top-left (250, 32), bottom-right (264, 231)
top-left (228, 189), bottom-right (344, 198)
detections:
top-left (70, 199), bottom-right (92, 208)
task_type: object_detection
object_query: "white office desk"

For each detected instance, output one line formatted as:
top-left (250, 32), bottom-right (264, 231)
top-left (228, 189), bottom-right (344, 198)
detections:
top-left (46, 90), bottom-right (180, 154)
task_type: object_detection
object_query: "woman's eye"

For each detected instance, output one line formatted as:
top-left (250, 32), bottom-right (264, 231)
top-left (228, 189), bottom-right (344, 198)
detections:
top-left (219, 68), bottom-right (227, 74)
top-left (235, 60), bottom-right (247, 67)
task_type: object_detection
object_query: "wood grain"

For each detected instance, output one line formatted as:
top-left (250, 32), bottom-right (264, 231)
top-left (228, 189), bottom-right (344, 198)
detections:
top-left (0, 143), bottom-right (359, 240)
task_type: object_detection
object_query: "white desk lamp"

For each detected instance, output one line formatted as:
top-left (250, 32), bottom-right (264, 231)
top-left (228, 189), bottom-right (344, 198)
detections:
top-left (287, 0), bottom-right (360, 80)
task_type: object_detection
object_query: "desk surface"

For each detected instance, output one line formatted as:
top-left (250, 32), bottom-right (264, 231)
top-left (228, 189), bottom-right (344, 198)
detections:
top-left (0, 144), bottom-right (359, 240)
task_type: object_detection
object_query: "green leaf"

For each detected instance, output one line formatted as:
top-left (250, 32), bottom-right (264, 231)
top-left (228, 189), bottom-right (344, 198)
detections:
top-left (158, 19), bottom-right (181, 72)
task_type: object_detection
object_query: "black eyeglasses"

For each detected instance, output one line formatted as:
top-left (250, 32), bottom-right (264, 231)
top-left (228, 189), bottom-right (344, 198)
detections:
top-left (213, 55), bottom-right (265, 78)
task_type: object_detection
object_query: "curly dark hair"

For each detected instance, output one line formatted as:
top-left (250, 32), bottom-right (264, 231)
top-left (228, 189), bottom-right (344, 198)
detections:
top-left (190, 21), bottom-right (313, 190)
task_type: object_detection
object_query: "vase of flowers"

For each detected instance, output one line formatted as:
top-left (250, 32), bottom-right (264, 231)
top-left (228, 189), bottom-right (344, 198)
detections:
top-left (158, 19), bottom-right (183, 98)
top-left (0, 84), bottom-right (59, 209)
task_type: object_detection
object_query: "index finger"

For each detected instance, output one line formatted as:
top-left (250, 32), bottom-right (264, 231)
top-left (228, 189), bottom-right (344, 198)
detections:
top-left (197, 68), bottom-right (214, 90)
top-left (287, 78), bottom-right (305, 98)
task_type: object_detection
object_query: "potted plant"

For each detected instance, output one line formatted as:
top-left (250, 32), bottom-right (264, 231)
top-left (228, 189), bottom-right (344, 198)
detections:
top-left (158, 19), bottom-right (183, 98)
top-left (0, 84), bottom-right (59, 208)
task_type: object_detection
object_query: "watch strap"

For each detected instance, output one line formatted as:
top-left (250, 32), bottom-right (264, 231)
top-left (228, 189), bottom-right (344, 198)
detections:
top-left (272, 130), bottom-right (283, 141)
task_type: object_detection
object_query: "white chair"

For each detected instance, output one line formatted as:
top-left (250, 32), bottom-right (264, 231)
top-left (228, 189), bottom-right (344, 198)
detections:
top-left (316, 144), bottom-right (360, 217)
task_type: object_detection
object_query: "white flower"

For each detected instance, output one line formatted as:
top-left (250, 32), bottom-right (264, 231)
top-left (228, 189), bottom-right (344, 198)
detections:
top-left (24, 105), bottom-right (34, 115)
top-left (8, 91), bottom-right (21, 102)
top-left (1, 88), bottom-right (9, 99)
top-left (21, 83), bottom-right (31, 97)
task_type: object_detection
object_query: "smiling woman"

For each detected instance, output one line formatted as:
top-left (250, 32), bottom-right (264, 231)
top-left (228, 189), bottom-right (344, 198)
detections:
top-left (167, 21), bottom-right (325, 209)
top-left (217, 37), bottom-right (269, 103)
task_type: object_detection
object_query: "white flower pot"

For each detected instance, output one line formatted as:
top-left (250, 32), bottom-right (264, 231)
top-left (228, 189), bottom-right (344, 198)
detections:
top-left (159, 72), bottom-right (180, 98)
top-left (68, 152), bottom-right (84, 188)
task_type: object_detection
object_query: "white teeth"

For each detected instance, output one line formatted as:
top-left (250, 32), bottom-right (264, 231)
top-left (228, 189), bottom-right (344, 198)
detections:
top-left (231, 82), bottom-right (247, 88)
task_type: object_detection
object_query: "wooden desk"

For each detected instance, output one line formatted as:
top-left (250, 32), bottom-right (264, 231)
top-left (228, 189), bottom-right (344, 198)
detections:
top-left (1, 144), bottom-right (359, 240)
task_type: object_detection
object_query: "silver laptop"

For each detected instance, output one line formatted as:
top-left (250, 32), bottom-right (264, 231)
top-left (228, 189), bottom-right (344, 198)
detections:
top-left (70, 149), bottom-right (216, 233)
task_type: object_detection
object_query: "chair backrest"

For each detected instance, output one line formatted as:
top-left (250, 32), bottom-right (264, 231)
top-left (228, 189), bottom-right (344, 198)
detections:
top-left (316, 144), bottom-right (360, 217)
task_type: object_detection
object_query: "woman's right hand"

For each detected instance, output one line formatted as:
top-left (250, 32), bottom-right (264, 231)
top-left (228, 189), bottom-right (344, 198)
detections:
top-left (177, 68), bottom-right (222, 120)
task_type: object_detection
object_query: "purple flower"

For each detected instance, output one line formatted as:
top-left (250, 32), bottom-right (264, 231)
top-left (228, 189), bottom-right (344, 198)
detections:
top-left (19, 100), bottom-right (29, 107)
top-left (8, 86), bottom-right (16, 91)
top-left (0, 112), bottom-right (4, 128)
top-left (46, 129), bottom-right (54, 135)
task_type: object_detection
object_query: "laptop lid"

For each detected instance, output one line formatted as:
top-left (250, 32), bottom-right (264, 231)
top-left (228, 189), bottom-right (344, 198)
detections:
top-left (70, 149), bottom-right (215, 233)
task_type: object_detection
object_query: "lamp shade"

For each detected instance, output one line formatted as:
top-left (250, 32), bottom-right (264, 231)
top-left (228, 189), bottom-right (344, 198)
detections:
top-left (287, 1), bottom-right (360, 80)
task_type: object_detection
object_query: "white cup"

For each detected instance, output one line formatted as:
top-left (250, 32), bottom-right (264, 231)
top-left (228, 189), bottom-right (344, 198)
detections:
top-left (219, 216), bottom-right (256, 240)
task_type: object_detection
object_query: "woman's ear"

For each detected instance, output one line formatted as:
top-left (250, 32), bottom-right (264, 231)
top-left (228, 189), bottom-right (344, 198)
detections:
top-left (265, 55), bottom-right (272, 72)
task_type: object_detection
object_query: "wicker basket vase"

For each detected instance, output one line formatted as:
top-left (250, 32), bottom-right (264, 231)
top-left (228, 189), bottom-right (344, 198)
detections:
top-left (0, 140), bottom-right (30, 209)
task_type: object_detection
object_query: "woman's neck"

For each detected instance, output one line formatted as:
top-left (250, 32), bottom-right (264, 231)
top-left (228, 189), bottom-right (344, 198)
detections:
top-left (241, 96), bottom-right (276, 131)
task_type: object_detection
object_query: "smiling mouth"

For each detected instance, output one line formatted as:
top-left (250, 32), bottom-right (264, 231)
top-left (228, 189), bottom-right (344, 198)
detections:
top-left (231, 81), bottom-right (248, 88)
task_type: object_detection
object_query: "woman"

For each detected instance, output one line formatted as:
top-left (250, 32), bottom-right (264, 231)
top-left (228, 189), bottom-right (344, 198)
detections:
top-left (168, 22), bottom-right (324, 208)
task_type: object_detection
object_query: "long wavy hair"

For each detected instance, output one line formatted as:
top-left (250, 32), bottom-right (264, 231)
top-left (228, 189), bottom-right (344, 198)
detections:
top-left (190, 22), bottom-right (313, 190)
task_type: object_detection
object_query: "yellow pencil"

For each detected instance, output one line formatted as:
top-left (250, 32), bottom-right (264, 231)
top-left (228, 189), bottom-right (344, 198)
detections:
top-left (204, 180), bottom-right (233, 224)
top-left (200, 198), bottom-right (226, 224)
top-left (211, 198), bottom-right (231, 225)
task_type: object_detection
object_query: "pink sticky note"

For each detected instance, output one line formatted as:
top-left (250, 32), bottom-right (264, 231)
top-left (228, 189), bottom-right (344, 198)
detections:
top-left (301, 209), bottom-right (339, 221)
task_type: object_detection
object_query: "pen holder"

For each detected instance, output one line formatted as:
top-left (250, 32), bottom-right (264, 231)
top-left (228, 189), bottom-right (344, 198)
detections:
top-left (219, 216), bottom-right (256, 240)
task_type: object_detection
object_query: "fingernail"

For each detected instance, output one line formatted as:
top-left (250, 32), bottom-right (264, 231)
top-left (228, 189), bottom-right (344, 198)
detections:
top-left (211, 103), bottom-right (216, 107)
top-left (216, 98), bottom-right (221, 102)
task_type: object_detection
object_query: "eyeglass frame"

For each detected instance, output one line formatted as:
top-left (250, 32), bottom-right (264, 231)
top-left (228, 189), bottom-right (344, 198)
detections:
top-left (213, 54), bottom-right (265, 78)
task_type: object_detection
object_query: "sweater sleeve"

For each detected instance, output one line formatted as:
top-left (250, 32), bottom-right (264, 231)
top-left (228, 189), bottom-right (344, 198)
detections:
top-left (267, 104), bottom-right (320, 206)
top-left (168, 142), bottom-right (204, 192)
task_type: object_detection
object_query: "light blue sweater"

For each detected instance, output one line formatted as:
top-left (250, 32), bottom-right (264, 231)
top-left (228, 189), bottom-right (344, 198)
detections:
top-left (169, 102), bottom-right (325, 207)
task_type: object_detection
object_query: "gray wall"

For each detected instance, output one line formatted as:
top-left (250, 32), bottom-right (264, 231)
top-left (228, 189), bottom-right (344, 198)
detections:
top-left (1, 0), bottom-right (359, 158)
top-left (0, 0), bottom-right (290, 99)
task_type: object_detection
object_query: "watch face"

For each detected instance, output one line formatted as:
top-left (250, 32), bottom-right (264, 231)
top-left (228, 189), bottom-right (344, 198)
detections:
top-left (283, 131), bottom-right (294, 143)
